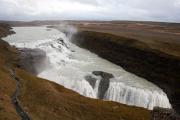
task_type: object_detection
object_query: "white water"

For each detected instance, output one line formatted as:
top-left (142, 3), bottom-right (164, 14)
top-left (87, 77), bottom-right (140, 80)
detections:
top-left (3, 26), bottom-right (171, 110)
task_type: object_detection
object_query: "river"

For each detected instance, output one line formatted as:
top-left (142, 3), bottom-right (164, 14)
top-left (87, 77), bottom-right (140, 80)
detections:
top-left (3, 26), bottom-right (171, 110)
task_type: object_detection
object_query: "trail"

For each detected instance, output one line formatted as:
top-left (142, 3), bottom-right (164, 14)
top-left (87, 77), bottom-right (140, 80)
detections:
top-left (10, 69), bottom-right (31, 120)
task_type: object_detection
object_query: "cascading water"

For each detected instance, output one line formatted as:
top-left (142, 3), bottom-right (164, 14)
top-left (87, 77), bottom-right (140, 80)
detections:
top-left (3, 26), bottom-right (171, 110)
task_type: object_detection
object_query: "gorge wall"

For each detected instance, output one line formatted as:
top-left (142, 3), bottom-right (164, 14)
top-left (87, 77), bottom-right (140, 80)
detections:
top-left (72, 31), bottom-right (180, 113)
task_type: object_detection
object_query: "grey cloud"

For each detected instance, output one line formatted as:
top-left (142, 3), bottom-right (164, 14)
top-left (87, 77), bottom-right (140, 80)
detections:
top-left (66, 0), bottom-right (99, 5)
top-left (0, 0), bottom-right (180, 22)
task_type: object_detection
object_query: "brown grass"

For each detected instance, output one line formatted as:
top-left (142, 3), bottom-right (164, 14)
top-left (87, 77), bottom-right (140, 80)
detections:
top-left (16, 68), bottom-right (150, 120)
top-left (0, 40), bottom-right (20, 120)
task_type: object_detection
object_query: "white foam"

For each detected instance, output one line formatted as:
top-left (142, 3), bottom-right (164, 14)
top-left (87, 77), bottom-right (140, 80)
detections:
top-left (105, 81), bottom-right (171, 110)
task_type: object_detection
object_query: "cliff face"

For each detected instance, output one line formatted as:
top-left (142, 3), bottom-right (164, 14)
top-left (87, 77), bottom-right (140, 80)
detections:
top-left (73, 31), bottom-right (180, 113)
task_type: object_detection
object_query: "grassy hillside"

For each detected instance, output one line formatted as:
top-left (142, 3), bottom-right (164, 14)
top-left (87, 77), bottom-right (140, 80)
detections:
top-left (16, 68), bottom-right (150, 120)
top-left (0, 40), bottom-right (20, 120)
top-left (0, 24), bottom-right (150, 120)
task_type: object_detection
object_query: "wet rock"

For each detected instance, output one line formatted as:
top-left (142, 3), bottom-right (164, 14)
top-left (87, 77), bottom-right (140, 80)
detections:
top-left (57, 38), bottom-right (68, 49)
top-left (151, 107), bottom-right (180, 120)
top-left (92, 71), bottom-right (114, 99)
top-left (92, 71), bottom-right (114, 79)
top-left (18, 48), bottom-right (49, 75)
top-left (85, 75), bottom-right (97, 89)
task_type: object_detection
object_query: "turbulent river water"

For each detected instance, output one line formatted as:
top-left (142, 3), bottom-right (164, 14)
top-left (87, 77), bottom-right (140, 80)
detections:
top-left (3, 26), bottom-right (171, 110)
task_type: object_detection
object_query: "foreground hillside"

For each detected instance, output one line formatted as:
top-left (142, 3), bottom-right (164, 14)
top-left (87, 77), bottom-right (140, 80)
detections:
top-left (15, 68), bottom-right (150, 120)
top-left (0, 24), bottom-right (150, 120)
top-left (0, 36), bottom-right (20, 120)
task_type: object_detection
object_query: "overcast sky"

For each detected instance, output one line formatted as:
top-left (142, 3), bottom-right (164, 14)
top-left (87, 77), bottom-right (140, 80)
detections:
top-left (0, 0), bottom-right (180, 22)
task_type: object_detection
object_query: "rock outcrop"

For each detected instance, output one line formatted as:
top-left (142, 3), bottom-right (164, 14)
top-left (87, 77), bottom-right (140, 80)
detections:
top-left (85, 75), bottom-right (97, 89)
top-left (151, 107), bottom-right (180, 120)
top-left (85, 71), bottom-right (114, 99)
top-left (93, 71), bottom-right (114, 99)
top-left (18, 48), bottom-right (49, 75)
top-left (0, 23), bottom-right (15, 38)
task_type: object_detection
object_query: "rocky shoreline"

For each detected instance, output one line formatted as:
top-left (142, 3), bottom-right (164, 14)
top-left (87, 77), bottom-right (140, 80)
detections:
top-left (73, 31), bottom-right (180, 114)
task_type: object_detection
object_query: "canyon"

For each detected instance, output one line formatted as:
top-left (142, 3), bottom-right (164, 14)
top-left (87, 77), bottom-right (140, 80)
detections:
top-left (1, 21), bottom-right (180, 120)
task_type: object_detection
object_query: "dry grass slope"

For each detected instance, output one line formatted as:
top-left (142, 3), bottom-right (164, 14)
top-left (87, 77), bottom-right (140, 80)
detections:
top-left (0, 40), bottom-right (20, 120)
top-left (16, 68), bottom-right (150, 120)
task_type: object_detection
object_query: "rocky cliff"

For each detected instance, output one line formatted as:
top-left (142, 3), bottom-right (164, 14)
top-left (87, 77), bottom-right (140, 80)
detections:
top-left (73, 31), bottom-right (180, 114)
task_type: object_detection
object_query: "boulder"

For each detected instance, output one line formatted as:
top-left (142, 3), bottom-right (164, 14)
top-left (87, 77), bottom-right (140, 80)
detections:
top-left (84, 75), bottom-right (97, 89)
top-left (93, 71), bottom-right (114, 99)
top-left (151, 107), bottom-right (180, 120)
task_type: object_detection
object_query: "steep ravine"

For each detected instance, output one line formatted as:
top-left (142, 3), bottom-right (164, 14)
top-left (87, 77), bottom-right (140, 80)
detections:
top-left (72, 31), bottom-right (180, 113)
top-left (0, 24), bottom-right (152, 120)
top-left (5, 26), bottom-right (172, 110)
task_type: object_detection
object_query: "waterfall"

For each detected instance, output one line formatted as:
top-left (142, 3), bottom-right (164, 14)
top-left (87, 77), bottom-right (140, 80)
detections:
top-left (3, 26), bottom-right (172, 110)
top-left (104, 81), bottom-right (171, 110)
